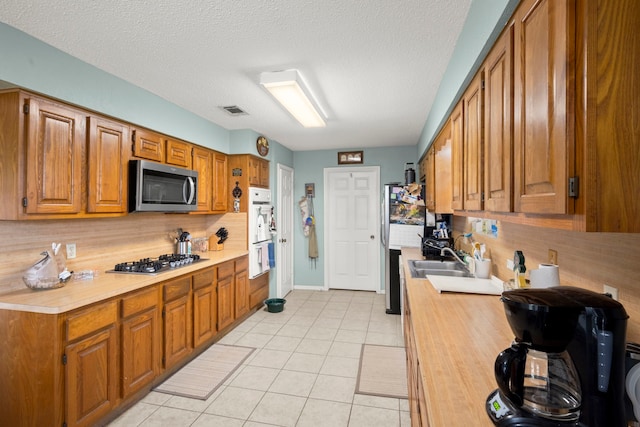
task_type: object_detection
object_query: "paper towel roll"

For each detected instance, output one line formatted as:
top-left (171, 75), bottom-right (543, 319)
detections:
top-left (529, 264), bottom-right (560, 288)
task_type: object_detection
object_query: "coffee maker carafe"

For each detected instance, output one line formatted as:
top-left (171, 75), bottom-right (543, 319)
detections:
top-left (486, 286), bottom-right (628, 426)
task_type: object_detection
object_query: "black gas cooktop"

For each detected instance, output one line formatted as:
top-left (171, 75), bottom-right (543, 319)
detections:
top-left (106, 253), bottom-right (206, 275)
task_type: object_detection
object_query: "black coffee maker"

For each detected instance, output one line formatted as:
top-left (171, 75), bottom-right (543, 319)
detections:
top-left (486, 286), bottom-right (628, 426)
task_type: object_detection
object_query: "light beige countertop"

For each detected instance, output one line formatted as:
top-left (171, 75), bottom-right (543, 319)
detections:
top-left (0, 249), bottom-right (248, 314)
top-left (401, 247), bottom-right (513, 426)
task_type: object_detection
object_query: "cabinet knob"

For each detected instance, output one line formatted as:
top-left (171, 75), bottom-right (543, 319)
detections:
top-left (370, 235), bottom-right (375, 240)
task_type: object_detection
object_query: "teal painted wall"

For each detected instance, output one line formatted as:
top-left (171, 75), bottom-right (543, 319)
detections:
top-left (293, 146), bottom-right (418, 290)
top-left (0, 22), bottom-right (229, 151)
top-left (417, 0), bottom-right (519, 157)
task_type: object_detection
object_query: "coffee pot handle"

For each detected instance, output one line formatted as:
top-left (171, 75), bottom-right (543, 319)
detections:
top-left (494, 343), bottom-right (527, 406)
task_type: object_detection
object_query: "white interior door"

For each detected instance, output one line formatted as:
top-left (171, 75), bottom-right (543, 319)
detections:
top-left (324, 166), bottom-right (380, 291)
top-left (277, 164), bottom-right (294, 298)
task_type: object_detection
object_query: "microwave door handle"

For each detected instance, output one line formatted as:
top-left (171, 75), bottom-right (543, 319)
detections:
top-left (184, 177), bottom-right (196, 205)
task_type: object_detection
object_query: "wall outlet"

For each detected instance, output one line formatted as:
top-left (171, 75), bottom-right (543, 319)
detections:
top-left (604, 284), bottom-right (619, 300)
top-left (66, 243), bottom-right (76, 259)
top-left (506, 259), bottom-right (514, 270)
top-left (548, 249), bottom-right (558, 265)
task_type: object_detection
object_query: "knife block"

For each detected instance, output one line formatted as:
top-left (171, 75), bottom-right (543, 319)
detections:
top-left (208, 235), bottom-right (224, 251)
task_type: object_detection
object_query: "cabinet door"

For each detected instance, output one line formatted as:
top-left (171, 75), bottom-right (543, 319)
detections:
top-left (163, 295), bottom-right (192, 369)
top-left (259, 159), bottom-right (270, 187)
top-left (212, 151), bottom-right (228, 213)
top-left (65, 326), bottom-right (118, 427)
top-left (217, 261), bottom-right (235, 330)
top-left (248, 157), bottom-right (260, 186)
top-left (513, 0), bottom-right (574, 214)
top-left (463, 72), bottom-right (484, 211)
top-left (434, 124), bottom-right (453, 214)
top-left (450, 102), bottom-right (464, 210)
top-left (193, 284), bottom-right (217, 347)
top-left (132, 128), bottom-right (164, 162)
top-left (121, 309), bottom-right (160, 399)
top-left (234, 267), bottom-right (249, 319)
top-left (166, 138), bottom-right (191, 168)
top-left (484, 26), bottom-right (513, 213)
top-left (87, 116), bottom-right (129, 213)
top-left (423, 147), bottom-right (435, 211)
top-left (192, 147), bottom-right (212, 212)
top-left (25, 97), bottom-right (85, 214)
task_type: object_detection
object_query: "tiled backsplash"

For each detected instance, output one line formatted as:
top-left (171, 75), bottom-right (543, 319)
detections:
top-left (0, 212), bottom-right (247, 294)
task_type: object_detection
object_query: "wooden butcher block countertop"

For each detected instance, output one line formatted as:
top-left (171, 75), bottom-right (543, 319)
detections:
top-left (401, 247), bottom-right (513, 426)
top-left (0, 249), bottom-right (248, 314)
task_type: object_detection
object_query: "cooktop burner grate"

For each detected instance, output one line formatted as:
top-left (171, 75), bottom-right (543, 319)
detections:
top-left (106, 254), bottom-right (205, 275)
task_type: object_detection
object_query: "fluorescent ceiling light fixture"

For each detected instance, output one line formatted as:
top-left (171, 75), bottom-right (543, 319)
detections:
top-left (260, 70), bottom-right (326, 128)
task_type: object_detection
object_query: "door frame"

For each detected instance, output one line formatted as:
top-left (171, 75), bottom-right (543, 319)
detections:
top-left (276, 163), bottom-right (294, 298)
top-left (323, 166), bottom-right (380, 291)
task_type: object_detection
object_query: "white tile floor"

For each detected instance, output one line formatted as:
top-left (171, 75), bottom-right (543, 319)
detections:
top-left (109, 289), bottom-right (409, 427)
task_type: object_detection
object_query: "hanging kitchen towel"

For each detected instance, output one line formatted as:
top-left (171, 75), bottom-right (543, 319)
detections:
top-left (261, 242), bottom-right (270, 271)
top-left (268, 242), bottom-right (275, 268)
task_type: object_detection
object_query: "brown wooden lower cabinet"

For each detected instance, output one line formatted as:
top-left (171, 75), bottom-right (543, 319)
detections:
top-left (162, 276), bottom-right (193, 369)
top-left (0, 255), bottom-right (255, 427)
top-left (192, 267), bottom-right (217, 347)
top-left (65, 300), bottom-right (119, 427)
top-left (404, 287), bottom-right (429, 426)
top-left (217, 260), bottom-right (235, 330)
top-left (120, 287), bottom-right (161, 399)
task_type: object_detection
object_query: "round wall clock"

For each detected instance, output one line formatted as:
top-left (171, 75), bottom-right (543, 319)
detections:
top-left (256, 136), bottom-right (269, 157)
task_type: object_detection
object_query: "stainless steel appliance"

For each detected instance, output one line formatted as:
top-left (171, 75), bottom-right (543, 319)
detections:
top-left (381, 184), bottom-right (425, 314)
top-left (487, 286), bottom-right (628, 426)
top-left (248, 187), bottom-right (273, 279)
top-left (106, 253), bottom-right (204, 275)
top-left (129, 159), bottom-right (198, 212)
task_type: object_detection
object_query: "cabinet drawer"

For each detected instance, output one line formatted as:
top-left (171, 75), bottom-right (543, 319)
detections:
top-left (193, 267), bottom-right (215, 290)
top-left (163, 276), bottom-right (191, 302)
top-left (66, 300), bottom-right (118, 342)
top-left (121, 286), bottom-right (158, 318)
top-left (218, 261), bottom-right (234, 279)
top-left (235, 256), bottom-right (248, 272)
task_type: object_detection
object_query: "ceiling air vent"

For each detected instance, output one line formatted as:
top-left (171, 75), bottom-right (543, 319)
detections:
top-left (220, 105), bottom-right (248, 116)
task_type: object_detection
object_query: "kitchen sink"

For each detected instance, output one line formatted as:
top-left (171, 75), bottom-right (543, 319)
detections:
top-left (408, 259), bottom-right (474, 279)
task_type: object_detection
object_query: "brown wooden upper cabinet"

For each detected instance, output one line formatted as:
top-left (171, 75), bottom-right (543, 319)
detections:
top-left (212, 151), bottom-right (228, 213)
top-left (131, 127), bottom-right (164, 163)
top-left (25, 96), bottom-right (86, 215)
top-left (450, 101), bottom-right (464, 210)
top-left (463, 72), bottom-right (484, 211)
top-left (192, 146), bottom-right (213, 213)
top-left (513, 0), bottom-right (574, 214)
top-left (434, 122), bottom-right (453, 214)
top-left (87, 115), bottom-right (130, 213)
top-left (420, 147), bottom-right (436, 212)
top-left (166, 138), bottom-right (191, 168)
top-left (483, 24), bottom-right (513, 213)
top-left (228, 154), bottom-right (269, 212)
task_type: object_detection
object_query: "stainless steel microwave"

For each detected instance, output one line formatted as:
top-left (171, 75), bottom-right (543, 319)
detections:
top-left (129, 160), bottom-right (198, 212)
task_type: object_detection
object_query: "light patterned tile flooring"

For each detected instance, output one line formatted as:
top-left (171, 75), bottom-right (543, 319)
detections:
top-left (109, 289), bottom-right (409, 426)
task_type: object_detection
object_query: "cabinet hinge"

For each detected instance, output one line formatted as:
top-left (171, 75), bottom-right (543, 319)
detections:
top-left (481, 79), bottom-right (485, 90)
top-left (62, 422), bottom-right (67, 427)
top-left (131, 129), bottom-right (136, 142)
top-left (23, 103), bottom-right (29, 114)
top-left (162, 308), bottom-right (165, 318)
top-left (62, 354), bottom-right (67, 365)
top-left (568, 176), bottom-right (579, 198)
top-left (22, 197), bottom-right (27, 207)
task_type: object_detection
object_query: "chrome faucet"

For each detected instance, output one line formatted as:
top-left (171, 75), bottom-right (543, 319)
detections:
top-left (440, 247), bottom-right (470, 271)
top-left (423, 240), bottom-right (470, 271)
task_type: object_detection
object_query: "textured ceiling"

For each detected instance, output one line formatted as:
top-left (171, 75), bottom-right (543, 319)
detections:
top-left (0, 0), bottom-right (471, 151)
